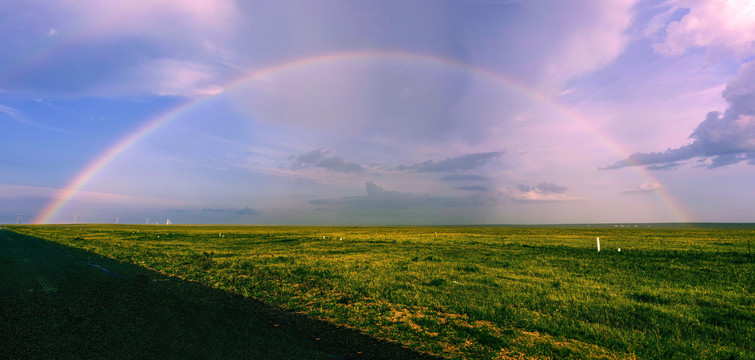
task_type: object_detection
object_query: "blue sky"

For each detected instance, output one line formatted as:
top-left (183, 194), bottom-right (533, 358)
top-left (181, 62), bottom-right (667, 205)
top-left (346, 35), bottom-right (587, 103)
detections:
top-left (2, 0), bottom-right (754, 225)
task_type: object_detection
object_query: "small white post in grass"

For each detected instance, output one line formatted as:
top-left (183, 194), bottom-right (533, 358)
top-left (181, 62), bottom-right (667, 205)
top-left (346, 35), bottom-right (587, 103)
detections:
top-left (597, 237), bottom-right (601, 252)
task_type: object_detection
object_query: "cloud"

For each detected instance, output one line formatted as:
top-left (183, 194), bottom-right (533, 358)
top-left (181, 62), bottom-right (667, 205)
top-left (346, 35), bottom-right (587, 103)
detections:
top-left (509, 182), bottom-right (585, 202)
top-left (310, 182), bottom-right (494, 211)
top-left (55, 0), bottom-right (238, 44)
top-left (646, 162), bottom-right (682, 171)
top-left (0, 104), bottom-right (80, 134)
top-left (2, 1), bottom-right (238, 96)
top-left (105, 58), bottom-right (224, 97)
top-left (237, 207), bottom-right (260, 216)
top-left (454, 185), bottom-right (488, 192)
top-left (603, 61), bottom-right (755, 170)
top-left (651, 0), bottom-right (755, 58)
top-left (315, 157), bottom-right (365, 173)
top-left (183, 207), bottom-right (261, 215)
top-left (0, 183), bottom-right (181, 208)
top-left (398, 152), bottom-right (503, 173)
top-left (622, 182), bottom-right (662, 193)
top-left (538, 0), bottom-right (637, 88)
top-left (293, 149), bottom-right (365, 173)
top-left (438, 174), bottom-right (488, 182)
top-left (517, 182), bottom-right (568, 194)
top-left (295, 149), bottom-right (328, 165)
top-left (0, 104), bottom-right (21, 119)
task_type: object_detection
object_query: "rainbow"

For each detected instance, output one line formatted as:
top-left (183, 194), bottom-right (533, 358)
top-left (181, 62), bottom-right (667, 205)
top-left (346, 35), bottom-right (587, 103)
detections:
top-left (33, 50), bottom-right (691, 224)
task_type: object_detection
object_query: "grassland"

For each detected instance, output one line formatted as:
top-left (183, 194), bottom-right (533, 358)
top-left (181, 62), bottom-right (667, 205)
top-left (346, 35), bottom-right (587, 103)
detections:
top-left (9, 224), bottom-right (754, 359)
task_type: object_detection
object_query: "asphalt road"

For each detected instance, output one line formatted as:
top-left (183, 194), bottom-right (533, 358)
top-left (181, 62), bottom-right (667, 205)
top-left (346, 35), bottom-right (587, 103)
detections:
top-left (0, 229), bottom-right (439, 359)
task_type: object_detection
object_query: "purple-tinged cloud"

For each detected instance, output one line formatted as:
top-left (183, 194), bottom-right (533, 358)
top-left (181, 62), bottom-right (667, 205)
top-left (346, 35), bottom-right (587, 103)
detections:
top-left (311, 182), bottom-right (494, 211)
top-left (603, 61), bottom-right (755, 170)
top-left (651, 0), bottom-right (755, 58)
top-left (622, 182), bottom-right (662, 194)
top-left (439, 174), bottom-right (487, 182)
top-left (454, 185), bottom-right (488, 192)
top-left (315, 157), bottom-right (365, 173)
top-left (517, 182), bottom-right (568, 194)
top-left (293, 149), bottom-right (365, 173)
top-left (295, 149), bottom-right (327, 164)
top-left (398, 152), bottom-right (503, 173)
top-left (509, 182), bottom-right (584, 202)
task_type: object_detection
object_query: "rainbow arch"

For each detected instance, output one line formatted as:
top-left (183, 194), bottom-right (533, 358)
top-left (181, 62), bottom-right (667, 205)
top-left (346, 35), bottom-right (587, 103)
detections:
top-left (33, 49), bottom-right (691, 224)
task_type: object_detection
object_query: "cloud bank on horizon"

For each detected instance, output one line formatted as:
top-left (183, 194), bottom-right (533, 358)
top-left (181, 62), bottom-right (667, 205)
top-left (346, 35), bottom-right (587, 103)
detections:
top-left (1, 0), bottom-right (754, 225)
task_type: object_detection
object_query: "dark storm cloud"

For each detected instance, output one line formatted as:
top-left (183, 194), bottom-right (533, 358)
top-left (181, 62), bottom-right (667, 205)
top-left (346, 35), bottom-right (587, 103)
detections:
top-left (603, 61), bottom-right (755, 170)
top-left (398, 152), bottom-right (504, 173)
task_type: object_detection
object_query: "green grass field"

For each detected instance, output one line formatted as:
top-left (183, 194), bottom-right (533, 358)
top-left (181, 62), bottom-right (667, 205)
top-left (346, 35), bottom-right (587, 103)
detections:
top-left (9, 224), bottom-right (754, 359)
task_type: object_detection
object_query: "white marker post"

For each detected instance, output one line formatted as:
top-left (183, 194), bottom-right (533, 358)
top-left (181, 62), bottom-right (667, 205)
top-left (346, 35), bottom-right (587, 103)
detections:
top-left (597, 237), bottom-right (601, 252)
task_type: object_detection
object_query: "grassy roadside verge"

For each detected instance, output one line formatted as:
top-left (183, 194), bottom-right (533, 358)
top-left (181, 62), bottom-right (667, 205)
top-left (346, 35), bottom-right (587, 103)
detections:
top-left (10, 225), bottom-right (754, 359)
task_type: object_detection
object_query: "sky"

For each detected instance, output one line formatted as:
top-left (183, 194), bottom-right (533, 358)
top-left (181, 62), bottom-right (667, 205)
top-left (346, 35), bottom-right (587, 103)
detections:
top-left (1, 0), bottom-right (754, 225)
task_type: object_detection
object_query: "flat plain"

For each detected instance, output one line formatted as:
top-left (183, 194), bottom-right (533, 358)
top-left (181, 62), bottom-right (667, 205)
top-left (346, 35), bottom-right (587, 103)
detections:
top-left (7, 224), bottom-right (754, 359)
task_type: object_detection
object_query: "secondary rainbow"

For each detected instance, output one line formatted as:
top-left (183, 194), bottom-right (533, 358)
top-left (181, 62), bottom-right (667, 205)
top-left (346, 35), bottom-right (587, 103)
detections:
top-left (33, 49), bottom-right (690, 224)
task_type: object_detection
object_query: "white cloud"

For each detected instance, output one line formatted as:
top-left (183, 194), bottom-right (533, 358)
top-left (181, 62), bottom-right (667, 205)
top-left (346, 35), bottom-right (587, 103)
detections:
top-left (0, 104), bottom-right (78, 134)
top-left (47, 28), bottom-right (58, 36)
top-left (0, 104), bottom-right (21, 119)
top-left (104, 59), bottom-right (224, 97)
top-left (509, 190), bottom-right (588, 202)
top-left (653, 0), bottom-right (755, 58)
top-left (622, 182), bottom-right (662, 193)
